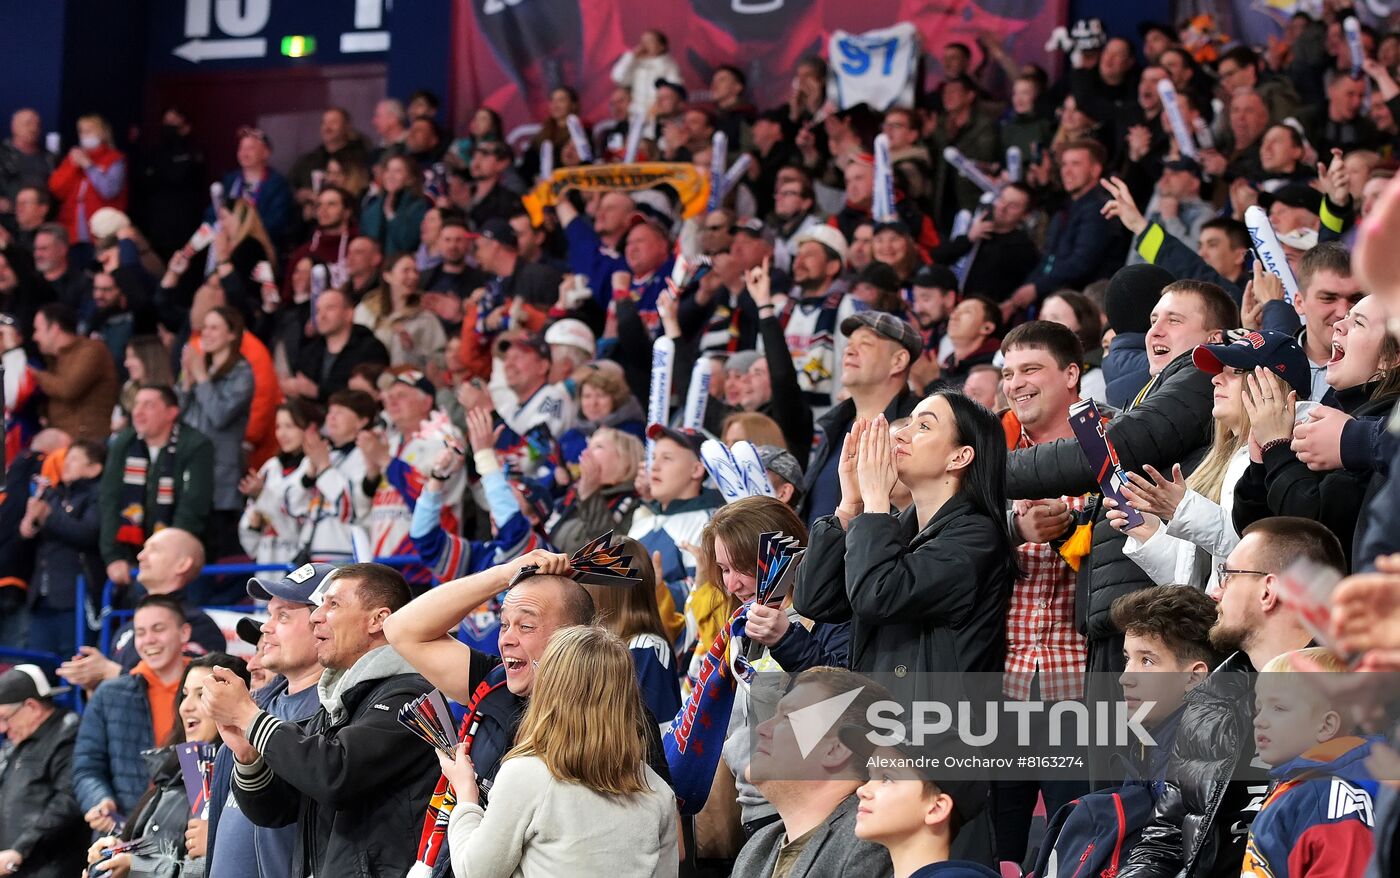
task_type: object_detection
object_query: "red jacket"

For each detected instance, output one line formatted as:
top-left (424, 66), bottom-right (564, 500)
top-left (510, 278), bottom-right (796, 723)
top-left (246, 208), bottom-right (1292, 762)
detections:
top-left (48, 144), bottom-right (128, 242)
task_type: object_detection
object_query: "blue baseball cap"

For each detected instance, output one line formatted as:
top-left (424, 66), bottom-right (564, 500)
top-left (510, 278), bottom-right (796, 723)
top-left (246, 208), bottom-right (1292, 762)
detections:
top-left (1192, 329), bottom-right (1312, 398)
top-left (248, 562), bottom-right (338, 605)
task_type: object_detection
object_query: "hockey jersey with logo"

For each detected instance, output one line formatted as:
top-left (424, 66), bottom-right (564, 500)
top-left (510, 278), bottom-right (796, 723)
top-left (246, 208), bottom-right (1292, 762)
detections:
top-left (369, 424), bottom-right (465, 584)
top-left (1242, 736), bottom-right (1382, 878)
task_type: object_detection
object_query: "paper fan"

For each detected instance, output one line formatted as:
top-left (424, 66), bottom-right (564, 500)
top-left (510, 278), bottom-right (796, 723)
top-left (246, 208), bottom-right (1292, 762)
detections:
top-left (755, 530), bottom-right (805, 607)
top-left (398, 689), bottom-right (461, 757)
top-left (509, 530), bottom-right (644, 588)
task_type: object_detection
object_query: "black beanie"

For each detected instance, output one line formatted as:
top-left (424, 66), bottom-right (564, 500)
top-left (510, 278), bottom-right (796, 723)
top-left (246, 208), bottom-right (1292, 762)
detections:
top-left (1105, 264), bottom-right (1175, 334)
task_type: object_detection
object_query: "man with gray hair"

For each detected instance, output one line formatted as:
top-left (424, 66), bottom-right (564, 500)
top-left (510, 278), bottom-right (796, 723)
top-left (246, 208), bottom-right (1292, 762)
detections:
top-left (371, 98), bottom-right (409, 164)
top-left (30, 223), bottom-right (87, 311)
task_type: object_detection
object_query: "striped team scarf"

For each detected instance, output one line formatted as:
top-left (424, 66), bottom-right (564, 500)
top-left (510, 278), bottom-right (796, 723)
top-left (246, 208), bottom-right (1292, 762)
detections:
top-left (116, 424), bottom-right (180, 548)
top-left (410, 665), bottom-right (510, 877)
top-left (663, 605), bottom-right (745, 815)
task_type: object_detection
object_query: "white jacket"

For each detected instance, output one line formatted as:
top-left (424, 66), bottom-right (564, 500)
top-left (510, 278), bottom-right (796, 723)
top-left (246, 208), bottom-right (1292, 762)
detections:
top-left (610, 51), bottom-right (683, 120)
top-left (368, 424), bottom-right (465, 560)
top-left (238, 456), bottom-right (309, 565)
top-left (1122, 447), bottom-right (1251, 593)
top-left (289, 445), bottom-right (373, 561)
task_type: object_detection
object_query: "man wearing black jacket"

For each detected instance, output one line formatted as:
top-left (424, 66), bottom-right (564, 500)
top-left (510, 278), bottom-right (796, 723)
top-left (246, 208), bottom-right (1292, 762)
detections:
top-left (1003, 281), bottom-right (1237, 675)
top-left (1119, 518), bottom-right (1340, 878)
top-left (800, 312), bottom-right (922, 524)
top-left (927, 183), bottom-right (1040, 304)
top-left (208, 563), bottom-right (436, 878)
top-left (0, 665), bottom-right (86, 878)
top-left (286, 288), bottom-right (390, 403)
top-left (1005, 140), bottom-right (1128, 316)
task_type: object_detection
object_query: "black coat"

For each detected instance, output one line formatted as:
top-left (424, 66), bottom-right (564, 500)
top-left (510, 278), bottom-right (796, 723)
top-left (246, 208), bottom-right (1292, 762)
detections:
top-left (1119, 652), bottom-right (1262, 878)
top-left (1025, 187), bottom-right (1129, 298)
top-left (927, 229), bottom-right (1040, 303)
top-left (0, 709), bottom-right (86, 878)
top-left (28, 476), bottom-right (104, 610)
top-left (756, 313), bottom-right (814, 466)
top-left (1233, 384), bottom-right (1399, 569)
top-left (799, 386), bottom-right (920, 524)
top-left (794, 497), bottom-right (1016, 699)
top-left (1004, 353), bottom-right (1214, 673)
top-left (292, 324), bottom-right (390, 403)
top-left (232, 662), bottom-right (436, 878)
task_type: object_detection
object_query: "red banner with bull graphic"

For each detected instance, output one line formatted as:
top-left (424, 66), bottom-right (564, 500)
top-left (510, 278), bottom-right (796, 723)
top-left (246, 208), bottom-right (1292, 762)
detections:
top-left (451, 0), bottom-right (1069, 130)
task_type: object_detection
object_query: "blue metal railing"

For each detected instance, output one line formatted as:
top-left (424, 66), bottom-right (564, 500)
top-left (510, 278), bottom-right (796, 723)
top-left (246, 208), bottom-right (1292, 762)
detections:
top-left (97, 555), bottom-right (421, 655)
top-left (2, 557), bottom-right (420, 717)
top-left (0, 647), bottom-right (84, 711)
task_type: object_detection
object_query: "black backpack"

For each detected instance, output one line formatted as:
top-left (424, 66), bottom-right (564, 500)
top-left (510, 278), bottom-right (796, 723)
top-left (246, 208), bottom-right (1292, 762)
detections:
top-left (1030, 783), bottom-right (1155, 878)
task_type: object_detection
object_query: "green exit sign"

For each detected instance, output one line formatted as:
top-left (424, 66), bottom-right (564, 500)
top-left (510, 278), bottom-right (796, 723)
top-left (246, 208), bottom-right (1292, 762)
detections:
top-left (280, 35), bottom-right (316, 58)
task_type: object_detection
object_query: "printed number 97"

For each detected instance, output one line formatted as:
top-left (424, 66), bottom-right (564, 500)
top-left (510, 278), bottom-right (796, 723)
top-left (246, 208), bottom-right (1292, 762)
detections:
top-left (837, 38), bottom-right (899, 77)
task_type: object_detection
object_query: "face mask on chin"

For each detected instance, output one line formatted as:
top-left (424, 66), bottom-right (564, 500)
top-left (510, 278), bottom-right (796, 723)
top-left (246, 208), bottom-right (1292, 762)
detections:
top-left (79, 135), bottom-right (102, 151)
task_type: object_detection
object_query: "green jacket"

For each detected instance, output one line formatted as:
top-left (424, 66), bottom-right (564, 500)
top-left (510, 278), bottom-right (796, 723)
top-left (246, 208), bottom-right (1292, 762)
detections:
top-left (99, 424), bottom-right (215, 564)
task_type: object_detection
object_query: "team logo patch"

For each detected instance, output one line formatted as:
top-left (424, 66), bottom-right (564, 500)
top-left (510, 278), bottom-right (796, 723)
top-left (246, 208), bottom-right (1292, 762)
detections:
top-left (1327, 777), bottom-right (1374, 825)
top-left (288, 564), bottom-right (318, 584)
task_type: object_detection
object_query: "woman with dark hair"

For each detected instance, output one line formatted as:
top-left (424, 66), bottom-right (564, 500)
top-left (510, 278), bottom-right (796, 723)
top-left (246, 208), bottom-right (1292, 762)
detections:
top-left (1040, 290), bottom-right (1106, 400)
top-left (180, 306), bottom-right (255, 559)
top-left (360, 155), bottom-right (430, 255)
top-left (120, 336), bottom-right (175, 420)
top-left (447, 108), bottom-right (505, 168)
top-left (239, 398), bottom-right (325, 566)
top-left (794, 391), bottom-right (1018, 687)
top-left (1158, 47), bottom-right (1214, 121)
top-left (872, 220), bottom-right (926, 287)
top-left (86, 654), bottom-right (250, 878)
top-left (522, 86), bottom-right (583, 180)
top-left (353, 251), bottom-right (446, 368)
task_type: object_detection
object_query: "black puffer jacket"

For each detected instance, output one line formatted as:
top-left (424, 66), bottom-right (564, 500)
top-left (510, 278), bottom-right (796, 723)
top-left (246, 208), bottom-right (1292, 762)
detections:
top-left (1004, 352), bottom-right (1214, 672)
top-left (1119, 652), bottom-right (1264, 878)
top-left (231, 647), bottom-right (437, 878)
top-left (1233, 383), bottom-right (1400, 568)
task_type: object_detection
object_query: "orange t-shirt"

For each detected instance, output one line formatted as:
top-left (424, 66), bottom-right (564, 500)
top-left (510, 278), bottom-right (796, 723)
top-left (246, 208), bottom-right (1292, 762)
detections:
top-left (131, 658), bottom-right (190, 745)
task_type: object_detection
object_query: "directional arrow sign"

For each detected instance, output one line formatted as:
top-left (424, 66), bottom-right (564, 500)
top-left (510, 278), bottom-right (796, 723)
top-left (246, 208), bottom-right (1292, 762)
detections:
top-left (173, 37), bottom-right (267, 63)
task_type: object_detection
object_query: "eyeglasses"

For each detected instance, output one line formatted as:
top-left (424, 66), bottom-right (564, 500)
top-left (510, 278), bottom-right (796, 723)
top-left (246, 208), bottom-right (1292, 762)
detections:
top-left (1216, 564), bottom-right (1268, 587)
top-left (0, 702), bottom-right (27, 725)
top-left (776, 190), bottom-right (804, 199)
